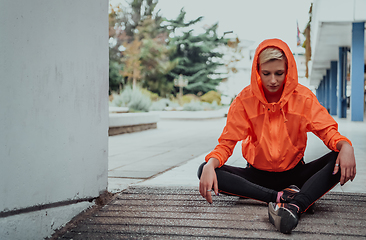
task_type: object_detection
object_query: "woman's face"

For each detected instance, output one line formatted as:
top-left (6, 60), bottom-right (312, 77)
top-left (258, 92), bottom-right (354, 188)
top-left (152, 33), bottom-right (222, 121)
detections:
top-left (259, 59), bottom-right (286, 96)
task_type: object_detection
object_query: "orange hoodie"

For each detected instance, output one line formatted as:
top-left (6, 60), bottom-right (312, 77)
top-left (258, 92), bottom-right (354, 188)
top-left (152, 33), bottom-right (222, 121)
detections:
top-left (205, 38), bottom-right (352, 172)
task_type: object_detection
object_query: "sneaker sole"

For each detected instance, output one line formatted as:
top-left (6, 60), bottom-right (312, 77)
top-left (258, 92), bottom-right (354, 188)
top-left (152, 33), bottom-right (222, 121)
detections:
top-left (268, 203), bottom-right (298, 234)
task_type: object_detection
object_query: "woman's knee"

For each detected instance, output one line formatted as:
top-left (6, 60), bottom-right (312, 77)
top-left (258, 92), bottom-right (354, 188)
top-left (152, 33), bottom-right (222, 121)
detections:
top-left (322, 151), bottom-right (341, 179)
top-left (197, 162), bottom-right (207, 179)
top-left (311, 151), bottom-right (339, 168)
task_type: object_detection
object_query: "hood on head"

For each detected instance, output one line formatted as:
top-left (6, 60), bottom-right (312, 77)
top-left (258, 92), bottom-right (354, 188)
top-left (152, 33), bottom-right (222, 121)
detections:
top-left (250, 38), bottom-right (298, 106)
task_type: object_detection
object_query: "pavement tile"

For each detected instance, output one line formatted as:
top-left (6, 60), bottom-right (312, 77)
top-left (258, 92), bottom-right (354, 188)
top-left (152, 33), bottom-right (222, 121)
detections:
top-left (58, 187), bottom-right (366, 239)
top-left (54, 111), bottom-right (366, 239)
top-left (108, 170), bottom-right (158, 179)
top-left (107, 178), bottom-right (142, 193)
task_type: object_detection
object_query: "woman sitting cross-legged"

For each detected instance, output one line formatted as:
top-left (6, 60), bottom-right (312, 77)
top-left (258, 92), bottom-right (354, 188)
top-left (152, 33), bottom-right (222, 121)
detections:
top-left (198, 38), bottom-right (356, 234)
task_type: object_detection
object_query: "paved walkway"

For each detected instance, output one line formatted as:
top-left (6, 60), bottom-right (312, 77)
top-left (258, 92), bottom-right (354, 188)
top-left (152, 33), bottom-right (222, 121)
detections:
top-left (109, 110), bottom-right (366, 194)
top-left (107, 112), bottom-right (228, 192)
top-left (55, 110), bottom-right (366, 239)
top-left (59, 187), bottom-right (366, 239)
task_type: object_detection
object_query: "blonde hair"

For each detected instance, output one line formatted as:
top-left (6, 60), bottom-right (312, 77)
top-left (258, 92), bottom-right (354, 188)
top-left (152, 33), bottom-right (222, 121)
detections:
top-left (258, 47), bottom-right (287, 65)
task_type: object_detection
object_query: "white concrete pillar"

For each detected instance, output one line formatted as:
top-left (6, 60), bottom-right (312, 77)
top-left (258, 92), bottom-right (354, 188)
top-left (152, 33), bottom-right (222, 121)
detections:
top-left (0, 1), bottom-right (109, 239)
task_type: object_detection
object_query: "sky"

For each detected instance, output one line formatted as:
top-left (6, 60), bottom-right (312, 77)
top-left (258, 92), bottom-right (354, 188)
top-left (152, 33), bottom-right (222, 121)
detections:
top-left (154, 0), bottom-right (313, 52)
top-left (110, 0), bottom-right (313, 52)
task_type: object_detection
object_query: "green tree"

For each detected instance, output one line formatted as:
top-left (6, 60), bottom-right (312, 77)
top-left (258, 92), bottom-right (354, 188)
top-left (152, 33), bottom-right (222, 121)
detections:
top-left (108, 0), bottom-right (160, 92)
top-left (166, 9), bottom-right (228, 96)
top-left (120, 38), bottom-right (143, 89)
top-left (109, 2), bottom-right (231, 98)
top-left (225, 37), bottom-right (245, 74)
top-left (136, 17), bottom-right (177, 96)
top-left (109, 5), bottom-right (127, 93)
top-left (109, 0), bottom-right (176, 96)
top-left (109, 61), bottom-right (124, 93)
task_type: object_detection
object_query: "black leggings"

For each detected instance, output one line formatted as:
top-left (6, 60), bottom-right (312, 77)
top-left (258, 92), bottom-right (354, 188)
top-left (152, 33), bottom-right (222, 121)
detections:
top-left (197, 151), bottom-right (341, 213)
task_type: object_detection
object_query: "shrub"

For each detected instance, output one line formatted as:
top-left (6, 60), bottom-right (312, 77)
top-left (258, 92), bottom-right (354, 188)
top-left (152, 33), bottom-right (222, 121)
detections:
top-left (150, 99), bottom-right (170, 111)
top-left (149, 98), bottom-right (181, 111)
top-left (110, 92), bottom-right (124, 107)
top-left (202, 100), bottom-right (221, 110)
top-left (181, 100), bottom-right (222, 111)
top-left (140, 88), bottom-right (160, 102)
top-left (182, 101), bottom-right (204, 111)
top-left (149, 97), bottom-right (222, 111)
top-left (110, 86), bottom-right (151, 112)
top-left (210, 100), bottom-right (220, 110)
top-left (200, 91), bottom-right (221, 105)
top-left (181, 94), bottom-right (200, 105)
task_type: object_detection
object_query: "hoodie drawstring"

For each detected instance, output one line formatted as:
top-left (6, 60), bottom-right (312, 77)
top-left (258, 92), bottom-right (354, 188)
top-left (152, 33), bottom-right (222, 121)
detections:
top-left (281, 107), bottom-right (288, 123)
top-left (265, 103), bottom-right (288, 123)
top-left (279, 101), bottom-right (288, 123)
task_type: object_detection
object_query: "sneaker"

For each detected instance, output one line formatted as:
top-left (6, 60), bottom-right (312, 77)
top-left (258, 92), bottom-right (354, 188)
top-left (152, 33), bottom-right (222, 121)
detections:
top-left (279, 185), bottom-right (300, 203)
top-left (268, 202), bottom-right (300, 234)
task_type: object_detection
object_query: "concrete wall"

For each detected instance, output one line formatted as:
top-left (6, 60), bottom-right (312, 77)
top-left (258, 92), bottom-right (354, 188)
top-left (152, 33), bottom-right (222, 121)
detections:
top-left (0, 0), bottom-right (108, 239)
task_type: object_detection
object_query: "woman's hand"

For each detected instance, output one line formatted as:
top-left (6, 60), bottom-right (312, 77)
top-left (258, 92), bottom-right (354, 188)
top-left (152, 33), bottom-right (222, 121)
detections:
top-left (334, 141), bottom-right (356, 185)
top-left (199, 158), bottom-right (220, 204)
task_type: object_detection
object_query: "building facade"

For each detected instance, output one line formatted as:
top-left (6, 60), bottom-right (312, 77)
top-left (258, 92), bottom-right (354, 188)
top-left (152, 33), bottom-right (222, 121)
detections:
top-left (309, 0), bottom-right (366, 121)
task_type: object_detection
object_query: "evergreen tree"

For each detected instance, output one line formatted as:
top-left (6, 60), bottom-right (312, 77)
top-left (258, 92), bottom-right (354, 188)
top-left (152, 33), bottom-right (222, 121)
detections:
top-left (136, 16), bottom-right (177, 97)
top-left (109, 5), bottom-right (126, 93)
top-left (109, 2), bottom-right (231, 97)
top-left (166, 9), bottom-right (228, 96)
top-left (109, 0), bottom-right (176, 96)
